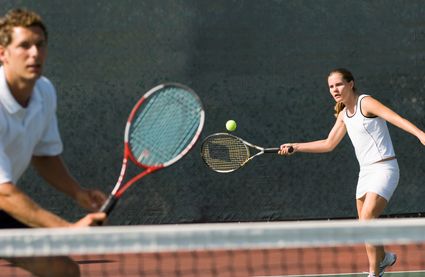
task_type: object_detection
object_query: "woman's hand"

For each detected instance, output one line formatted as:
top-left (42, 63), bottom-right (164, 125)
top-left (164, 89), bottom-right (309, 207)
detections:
top-left (278, 144), bottom-right (295, 156)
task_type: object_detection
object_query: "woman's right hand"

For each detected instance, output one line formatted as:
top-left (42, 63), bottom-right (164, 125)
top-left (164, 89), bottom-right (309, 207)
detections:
top-left (278, 144), bottom-right (295, 156)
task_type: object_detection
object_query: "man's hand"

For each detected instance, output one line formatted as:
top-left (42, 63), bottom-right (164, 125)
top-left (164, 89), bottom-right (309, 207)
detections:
top-left (75, 188), bottom-right (107, 212)
top-left (72, 212), bottom-right (106, 227)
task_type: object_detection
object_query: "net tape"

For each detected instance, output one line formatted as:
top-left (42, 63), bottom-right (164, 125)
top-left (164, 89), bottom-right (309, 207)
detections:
top-left (1, 218), bottom-right (425, 258)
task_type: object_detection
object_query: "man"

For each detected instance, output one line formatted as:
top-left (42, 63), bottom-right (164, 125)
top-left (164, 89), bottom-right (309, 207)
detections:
top-left (0, 8), bottom-right (107, 276)
top-left (0, 7), bottom-right (106, 228)
top-left (0, 7), bottom-right (108, 276)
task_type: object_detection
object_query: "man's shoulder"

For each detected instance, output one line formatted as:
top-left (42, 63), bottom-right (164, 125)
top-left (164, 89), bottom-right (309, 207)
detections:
top-left (36, 76), bottom-right (55, 93)
top-left (35, 76), bottom-right (57, 103)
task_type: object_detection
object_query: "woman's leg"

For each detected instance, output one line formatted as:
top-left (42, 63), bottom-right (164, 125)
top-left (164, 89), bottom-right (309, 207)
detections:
top-left (356, 192), bottom-right (388, 275)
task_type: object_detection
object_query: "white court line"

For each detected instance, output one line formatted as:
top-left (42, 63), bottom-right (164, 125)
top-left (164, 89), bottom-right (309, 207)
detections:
top-left (253, 270), bottom-right (425, 277)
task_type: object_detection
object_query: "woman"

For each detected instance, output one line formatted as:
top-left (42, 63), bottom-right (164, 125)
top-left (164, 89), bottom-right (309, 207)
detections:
top-left (279, 68), bottom-right (425, 277)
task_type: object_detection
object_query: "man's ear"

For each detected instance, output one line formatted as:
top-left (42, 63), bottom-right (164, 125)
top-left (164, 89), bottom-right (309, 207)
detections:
top-left (0, 46), bottom-right (6, 65)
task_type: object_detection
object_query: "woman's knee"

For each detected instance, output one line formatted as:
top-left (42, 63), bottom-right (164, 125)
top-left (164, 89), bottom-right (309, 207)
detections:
top-left (359, 193), bottom-right (388, 220)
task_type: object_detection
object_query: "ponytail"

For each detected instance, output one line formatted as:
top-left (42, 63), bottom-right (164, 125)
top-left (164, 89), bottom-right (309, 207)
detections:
top-left (329, 68), bottom-right (354, 118)
top-left (334, 102), bottom-right (345, 118)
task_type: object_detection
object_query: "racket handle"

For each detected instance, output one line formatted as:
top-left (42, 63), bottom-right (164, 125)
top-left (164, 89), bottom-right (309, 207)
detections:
top-left (264, 146), bottom-right (294, 153)
top-left (264, 148), bottom-right (280, 153)
top-left (99, 194), bottom-right (118, 215)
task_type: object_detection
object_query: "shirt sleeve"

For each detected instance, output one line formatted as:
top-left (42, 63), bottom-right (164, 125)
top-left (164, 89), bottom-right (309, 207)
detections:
top-left (0, 147), bottom-right (13, 184)
top-left (0, 109), bottom-right (13, 184)
top-left (32, 114), bottom-right (63, 156)
top-left (32, 78), bottom-right (63, 156)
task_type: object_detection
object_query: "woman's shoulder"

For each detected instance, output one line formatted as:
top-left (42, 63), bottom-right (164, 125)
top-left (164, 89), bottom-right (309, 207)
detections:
top-left (338, 106), bottom-right (347, 121)
top-left (358, 94), bottom-right (376, 106)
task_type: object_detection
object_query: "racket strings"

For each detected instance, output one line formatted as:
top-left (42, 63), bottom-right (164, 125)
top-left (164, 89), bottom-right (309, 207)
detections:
top-left (131, 96), bottom-right (189, 161)
top-left (201, 135), bottom-right (249, 172)
top-left (129, 87), bottom-right (202, 166)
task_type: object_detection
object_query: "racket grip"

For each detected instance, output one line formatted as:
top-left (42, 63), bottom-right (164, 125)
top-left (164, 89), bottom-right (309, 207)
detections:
top-left (99, 194), bottom-right (118, 215)
top-left (264, 148), bottom-right (280, 153)
top-left (265, 146), bottom-right (294, 153)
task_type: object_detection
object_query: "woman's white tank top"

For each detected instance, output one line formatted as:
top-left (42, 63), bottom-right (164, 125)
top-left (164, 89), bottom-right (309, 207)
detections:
top-left (343, 94), bottom-right (395, 166)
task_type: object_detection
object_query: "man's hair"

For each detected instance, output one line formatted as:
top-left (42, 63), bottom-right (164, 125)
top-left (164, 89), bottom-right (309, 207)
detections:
top-left (0, 8), bottom-right (48, 47)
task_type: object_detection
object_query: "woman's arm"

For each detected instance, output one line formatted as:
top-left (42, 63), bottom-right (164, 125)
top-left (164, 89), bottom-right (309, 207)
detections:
top-left (362, 96), bottom-right (425, 145)
top-left (279, 111), bottom-right (347, 154)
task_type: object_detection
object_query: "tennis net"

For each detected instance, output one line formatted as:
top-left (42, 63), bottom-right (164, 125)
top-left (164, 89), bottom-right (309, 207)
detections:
top-left (1, 218), bottom-right (425, 277)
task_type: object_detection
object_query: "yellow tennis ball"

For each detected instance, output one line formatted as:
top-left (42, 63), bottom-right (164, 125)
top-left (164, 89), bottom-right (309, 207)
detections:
top-left (226, 120), bottom-right (237, 132)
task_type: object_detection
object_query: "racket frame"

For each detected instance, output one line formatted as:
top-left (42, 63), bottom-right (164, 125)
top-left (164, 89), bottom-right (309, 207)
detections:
top-left (100, 83), bottom-right (205, 214)
top-left (201, 133), bottom-right (281, 173)
top-left (237, 136), bottom-right (280, 166)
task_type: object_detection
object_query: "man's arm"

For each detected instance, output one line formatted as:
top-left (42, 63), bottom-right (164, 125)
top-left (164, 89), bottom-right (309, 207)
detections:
top-left (0, 182), bottom-right (71, 227)
top-left (31, 155), bottom-right (106, 211)
top-left (0, 183), bottom-right (106, 227)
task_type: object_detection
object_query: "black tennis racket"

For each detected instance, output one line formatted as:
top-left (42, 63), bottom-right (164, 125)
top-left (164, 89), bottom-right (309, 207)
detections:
top-left (100, 83), bottom-right (205, 215)
top-left (200, 133), bottom-right (293, 173)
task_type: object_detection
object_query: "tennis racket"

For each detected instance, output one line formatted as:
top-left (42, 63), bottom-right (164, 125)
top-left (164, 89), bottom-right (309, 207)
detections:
top-left (100, 83), bottom-right (205, 215)
top-left (201, 133), bottom-right (293, 173)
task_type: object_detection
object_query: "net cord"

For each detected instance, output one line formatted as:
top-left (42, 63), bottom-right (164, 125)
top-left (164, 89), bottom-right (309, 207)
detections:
top-left (1, 218), bottom-right (425, 257)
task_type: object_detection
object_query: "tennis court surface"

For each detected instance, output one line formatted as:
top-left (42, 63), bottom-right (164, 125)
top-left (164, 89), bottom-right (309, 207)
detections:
top-left (1, 218), bottom-right (425, 276)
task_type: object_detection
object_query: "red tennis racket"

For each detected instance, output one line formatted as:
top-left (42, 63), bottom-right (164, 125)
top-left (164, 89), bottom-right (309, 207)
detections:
top-left (100, 83), bottom-right (205, 215)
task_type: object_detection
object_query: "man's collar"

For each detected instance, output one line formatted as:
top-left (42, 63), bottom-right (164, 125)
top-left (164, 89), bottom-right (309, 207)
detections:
top-left (0, 66), bottom-right (41, 114)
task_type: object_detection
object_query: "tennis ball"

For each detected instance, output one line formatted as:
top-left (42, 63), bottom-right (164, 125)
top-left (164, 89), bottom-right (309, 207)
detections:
top-left (226, 120), bottom-right (237, 132)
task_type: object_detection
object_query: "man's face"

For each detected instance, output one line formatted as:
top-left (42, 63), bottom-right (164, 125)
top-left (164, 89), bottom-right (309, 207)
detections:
top-left (0, 26), bottom-right (47, 82)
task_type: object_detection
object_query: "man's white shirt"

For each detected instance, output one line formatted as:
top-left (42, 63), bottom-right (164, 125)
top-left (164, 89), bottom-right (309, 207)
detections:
top-left (0, 66), bottom-right (63, 184)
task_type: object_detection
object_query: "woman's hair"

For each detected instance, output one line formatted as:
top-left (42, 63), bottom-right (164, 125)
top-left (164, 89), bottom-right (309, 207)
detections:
top-left (329, 68), bottom-right (356, 117)
top-left (0, 9), bottom-right (47, 47)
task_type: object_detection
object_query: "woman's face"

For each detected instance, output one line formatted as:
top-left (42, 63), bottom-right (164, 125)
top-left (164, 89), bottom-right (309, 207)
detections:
top-left (328, 72), bottom-right (354, 103)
